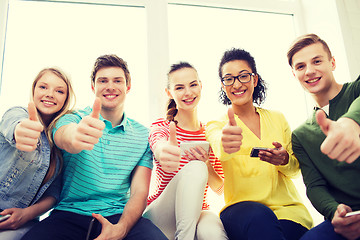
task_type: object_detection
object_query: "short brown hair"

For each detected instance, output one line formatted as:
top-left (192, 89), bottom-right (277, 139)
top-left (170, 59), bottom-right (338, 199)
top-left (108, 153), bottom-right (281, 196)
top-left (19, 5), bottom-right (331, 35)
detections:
top-left (91, 54), bottom-right (131, 85)
top-left (287, 33), bottom-right (332, 67)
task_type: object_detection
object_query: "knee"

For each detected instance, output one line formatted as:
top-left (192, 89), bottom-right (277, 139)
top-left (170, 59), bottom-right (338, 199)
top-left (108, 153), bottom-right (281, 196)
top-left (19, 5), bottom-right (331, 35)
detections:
top-left (196, 212), bottom-right (227, 240)
top-left (182, 161), bottom-right (208, 182)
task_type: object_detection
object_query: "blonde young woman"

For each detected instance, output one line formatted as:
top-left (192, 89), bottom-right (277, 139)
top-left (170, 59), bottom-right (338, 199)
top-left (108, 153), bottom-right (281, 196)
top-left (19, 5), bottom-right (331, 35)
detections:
top-left (144, 62), bottom-right (228, 240)
top-left (0, 68), bottom-right (75, 240)
top-left (206, 49), bottom-right (313, 240)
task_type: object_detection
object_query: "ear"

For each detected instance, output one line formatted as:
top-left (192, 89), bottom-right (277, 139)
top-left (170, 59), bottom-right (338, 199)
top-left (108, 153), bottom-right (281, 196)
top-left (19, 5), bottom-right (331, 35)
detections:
top-left (91, 82), bottom-right (95, 93)
top-left (331, 56), bottom-right (336, 71)
top-left (253, 74), bottom-right (259, 87)
top-left (165, 88), bottom-right (173, 99)
top-left (126, 82), bottom-right (131, 93)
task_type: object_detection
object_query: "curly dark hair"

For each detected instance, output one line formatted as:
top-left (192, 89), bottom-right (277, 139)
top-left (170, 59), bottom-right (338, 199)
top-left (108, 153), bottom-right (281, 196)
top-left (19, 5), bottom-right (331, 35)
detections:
top-left (218, 48), bottom-right (266, 106)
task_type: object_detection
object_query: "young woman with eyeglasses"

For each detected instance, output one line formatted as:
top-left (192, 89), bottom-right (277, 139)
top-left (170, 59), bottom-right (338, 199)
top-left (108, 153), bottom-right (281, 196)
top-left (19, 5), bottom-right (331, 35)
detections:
top-left (205, 48), bottom-right (313, 240)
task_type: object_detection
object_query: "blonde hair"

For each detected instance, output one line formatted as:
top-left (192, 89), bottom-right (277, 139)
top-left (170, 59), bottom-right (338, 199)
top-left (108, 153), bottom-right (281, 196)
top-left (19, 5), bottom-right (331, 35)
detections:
top-left (31, 67), bottom-right (76, 183)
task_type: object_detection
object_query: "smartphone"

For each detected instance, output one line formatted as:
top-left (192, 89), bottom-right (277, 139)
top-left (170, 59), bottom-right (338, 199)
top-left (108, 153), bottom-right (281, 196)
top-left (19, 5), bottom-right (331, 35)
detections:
top-left (180, 141), bottom-right (210, 155)
top-left (0, 214), bottom-right (11, 222)
top-left (250, 147), bottom-right (269, 157)
top-left (345, 210), bottom-right (360, 217)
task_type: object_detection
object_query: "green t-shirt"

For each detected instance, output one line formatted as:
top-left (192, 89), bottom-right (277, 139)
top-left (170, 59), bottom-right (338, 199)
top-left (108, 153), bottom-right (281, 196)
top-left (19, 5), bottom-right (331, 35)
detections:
top-left (292, 76), bottom-right (360, 220)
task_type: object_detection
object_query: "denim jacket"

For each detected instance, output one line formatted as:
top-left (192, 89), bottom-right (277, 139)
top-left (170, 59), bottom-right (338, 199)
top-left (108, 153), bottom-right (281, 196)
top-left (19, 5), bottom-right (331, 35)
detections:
top-left (0, 106), bottom-right (61, 210)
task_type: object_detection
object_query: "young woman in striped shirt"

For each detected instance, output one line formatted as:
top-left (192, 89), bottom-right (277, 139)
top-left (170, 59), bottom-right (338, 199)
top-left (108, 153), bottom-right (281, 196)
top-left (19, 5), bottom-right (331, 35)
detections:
top-left (144, 62), bottom-right (228, 240)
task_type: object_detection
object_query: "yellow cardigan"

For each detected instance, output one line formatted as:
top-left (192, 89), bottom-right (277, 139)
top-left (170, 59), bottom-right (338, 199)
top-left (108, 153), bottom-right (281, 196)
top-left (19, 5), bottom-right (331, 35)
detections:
top-left (206, 107), bottom-right (313, 229)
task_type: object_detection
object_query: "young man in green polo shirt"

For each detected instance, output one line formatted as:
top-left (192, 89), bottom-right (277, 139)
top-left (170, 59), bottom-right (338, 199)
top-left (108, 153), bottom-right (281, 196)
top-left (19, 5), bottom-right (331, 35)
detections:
top-left (288, 33), bottom-right (360, 240)
top-left (22, 55), bottom-right (167, 240)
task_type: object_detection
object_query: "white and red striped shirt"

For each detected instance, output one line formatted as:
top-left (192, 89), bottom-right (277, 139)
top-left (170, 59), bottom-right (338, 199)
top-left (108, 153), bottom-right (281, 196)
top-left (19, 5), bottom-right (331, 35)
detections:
top-left (148, 118), bottom-right (224, 210)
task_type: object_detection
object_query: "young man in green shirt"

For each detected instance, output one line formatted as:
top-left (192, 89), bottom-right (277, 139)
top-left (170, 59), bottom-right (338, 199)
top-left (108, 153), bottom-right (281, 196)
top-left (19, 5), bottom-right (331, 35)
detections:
top-left (288, 33), bottom-right (360, 240)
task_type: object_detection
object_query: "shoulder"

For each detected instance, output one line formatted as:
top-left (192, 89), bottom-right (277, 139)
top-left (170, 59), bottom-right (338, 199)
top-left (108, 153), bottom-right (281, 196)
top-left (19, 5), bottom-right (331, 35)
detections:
top-left (1, 106), bottom-right (28, 123)
top-left (126, 117), bottom-right (149, 132)
top-left (150, 118), bottom-right (169, 128)
top-left (2, 106), bottom-right (27, 116)
top-left (292, 114), bottom-right (315, 138)
top-left (258, 107), bottom-right (286, 122)
top-left (206, 113), bottom-right (228, 127)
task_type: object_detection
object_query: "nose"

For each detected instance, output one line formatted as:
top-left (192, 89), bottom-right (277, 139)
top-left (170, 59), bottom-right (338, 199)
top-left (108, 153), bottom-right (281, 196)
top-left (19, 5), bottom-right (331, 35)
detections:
top-left (45, 89), bottom-right (54, 98)
top-left (305, 64), bottom-right (316, 76)
top-left (232, 78), bottom-right (243, 88)
top-left (107, 81), bottom-right (115, 90)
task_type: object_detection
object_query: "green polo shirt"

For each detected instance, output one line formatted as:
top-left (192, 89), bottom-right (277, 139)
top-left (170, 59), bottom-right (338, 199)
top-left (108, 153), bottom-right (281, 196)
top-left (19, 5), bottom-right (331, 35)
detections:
top-left (53, 107), bottom-right (153, 216)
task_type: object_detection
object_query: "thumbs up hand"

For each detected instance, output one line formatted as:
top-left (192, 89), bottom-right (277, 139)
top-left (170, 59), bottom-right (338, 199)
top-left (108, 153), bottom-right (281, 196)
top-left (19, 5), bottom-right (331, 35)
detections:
top-left (71, 98), bottom-right (105, 151)
top-left (316, 110), bottom-right (360, 163)
top-left (14, 102), bottom-right (44, 152)
top-left (156, 121), bottom-right (181, 172)
top-left (221, 108), bottom-right (243, 154)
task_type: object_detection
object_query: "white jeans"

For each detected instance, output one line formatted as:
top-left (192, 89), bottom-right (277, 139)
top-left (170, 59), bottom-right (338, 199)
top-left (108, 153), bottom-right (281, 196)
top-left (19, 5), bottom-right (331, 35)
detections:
top-left (144, 161), bottom-right (228, 240)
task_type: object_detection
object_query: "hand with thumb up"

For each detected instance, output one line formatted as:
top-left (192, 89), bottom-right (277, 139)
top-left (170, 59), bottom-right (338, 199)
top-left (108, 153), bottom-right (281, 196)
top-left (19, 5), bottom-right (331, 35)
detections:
top-left (14, 102), bottom-right (44, 152)
top-left (155, 121), bottom-right (181, 172)
top-left (316, 109), bottom-right (360, 163)
top-left (71, 98), bottom-right (106, 152)
top-left (221, 107), bottom-right (243, 154)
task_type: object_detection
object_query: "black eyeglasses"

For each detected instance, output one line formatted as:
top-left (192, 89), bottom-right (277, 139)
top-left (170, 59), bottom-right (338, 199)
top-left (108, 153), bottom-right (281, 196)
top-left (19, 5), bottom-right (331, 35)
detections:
top-left (221, 73), bottom-right (256, 86)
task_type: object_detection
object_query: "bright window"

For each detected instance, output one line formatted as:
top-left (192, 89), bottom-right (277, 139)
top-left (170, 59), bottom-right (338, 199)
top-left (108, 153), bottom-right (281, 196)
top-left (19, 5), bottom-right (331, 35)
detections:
top-left (0, 0), bottom-right (149, 125)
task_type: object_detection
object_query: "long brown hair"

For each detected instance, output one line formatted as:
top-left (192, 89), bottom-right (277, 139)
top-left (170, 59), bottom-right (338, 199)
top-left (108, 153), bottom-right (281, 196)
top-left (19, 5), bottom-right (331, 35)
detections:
top-left (31, 67), bottom-right (76, 184)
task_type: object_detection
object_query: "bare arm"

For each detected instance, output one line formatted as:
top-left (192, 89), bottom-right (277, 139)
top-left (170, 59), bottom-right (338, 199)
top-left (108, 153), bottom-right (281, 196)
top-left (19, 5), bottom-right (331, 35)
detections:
top-left (54, 98), bottom-right (105, 154)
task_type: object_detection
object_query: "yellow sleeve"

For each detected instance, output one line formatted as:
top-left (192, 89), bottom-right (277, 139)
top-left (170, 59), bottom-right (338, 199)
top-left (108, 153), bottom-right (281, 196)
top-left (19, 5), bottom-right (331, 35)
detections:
top-left (276, 112), bottom-right (300, 178)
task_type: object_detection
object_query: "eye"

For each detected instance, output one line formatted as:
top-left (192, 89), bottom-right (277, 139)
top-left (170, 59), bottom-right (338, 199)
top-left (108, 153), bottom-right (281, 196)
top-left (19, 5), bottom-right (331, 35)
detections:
top-left (223, 76), bottom-right (233, 81)
top-left (239, 74), bottom-right (248, 80)
top-left (175, 86), bottom-right (184, 90)
top-left (39, 85), bottom-right (46, 89)
top-left (57, 90), bottom-right (65, 94)
top-left (314, 60), bottom-right (322, 64)
top-left (190, 83), bottom-right (198, 87)
top-left (296, 65), bottom-right (305, 70)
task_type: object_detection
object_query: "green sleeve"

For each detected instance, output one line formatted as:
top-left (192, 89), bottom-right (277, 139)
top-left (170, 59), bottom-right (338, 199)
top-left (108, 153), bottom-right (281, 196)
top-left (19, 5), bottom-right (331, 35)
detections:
top-left (292, 132), bottom-right (339, 220)
top-left (342, 96), bottom-right (360, 125)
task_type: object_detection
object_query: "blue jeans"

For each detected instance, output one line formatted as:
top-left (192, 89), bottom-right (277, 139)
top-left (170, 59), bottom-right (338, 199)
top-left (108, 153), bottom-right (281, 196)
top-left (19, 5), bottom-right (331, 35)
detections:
top-left (300, 220), bottom-right (349, 240)
top-left (220, 201), bottom-right (308, 240)
top-left (20, 210), bottom-right (168, 240)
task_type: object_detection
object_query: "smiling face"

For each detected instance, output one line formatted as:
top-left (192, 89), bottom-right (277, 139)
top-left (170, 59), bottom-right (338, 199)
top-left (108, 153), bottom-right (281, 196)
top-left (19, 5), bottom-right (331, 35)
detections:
top-left (221, 60), bottom-right (258, 107)
top-left (92, 66), bottom-right (130, 113)
top-left (33, 71), bottom-right (68, 120)
top-left (166, 67), bottom-right (202, 112)
top-left (291, 42), bottom-right (336, 96)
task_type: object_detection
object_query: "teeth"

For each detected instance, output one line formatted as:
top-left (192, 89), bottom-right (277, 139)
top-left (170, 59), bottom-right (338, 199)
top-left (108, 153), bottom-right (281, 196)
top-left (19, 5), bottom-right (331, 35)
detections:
top-left (105, 94), bottom-right (117, 99)
top-left (42, 101), bottom-right (55, 105)
top-left (307, 78), bottom-right (319, 83)
top-left (184, 99), bottom-right (194, 102)
top-left (233, 91), bottom-right (245, 95)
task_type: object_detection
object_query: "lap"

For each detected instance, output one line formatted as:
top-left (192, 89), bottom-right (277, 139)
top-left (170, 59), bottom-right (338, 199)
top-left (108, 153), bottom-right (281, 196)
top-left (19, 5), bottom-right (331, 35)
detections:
top-left (22, 210), bottom-right (167, 240)
top-left (220, 201), bottom-right (307, 240)
top-left (300, 220), bottom-right (347, 240)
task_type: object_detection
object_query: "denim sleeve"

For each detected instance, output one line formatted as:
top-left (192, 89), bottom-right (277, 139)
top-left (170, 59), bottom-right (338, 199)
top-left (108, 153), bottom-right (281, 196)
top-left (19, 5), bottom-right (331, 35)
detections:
top-left (0, 107), bottom-right (28, 146)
